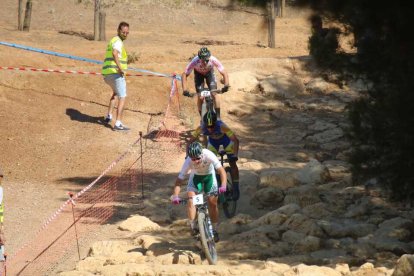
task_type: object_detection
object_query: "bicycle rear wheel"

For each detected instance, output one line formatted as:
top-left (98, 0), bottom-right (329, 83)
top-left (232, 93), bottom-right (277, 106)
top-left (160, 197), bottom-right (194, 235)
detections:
top-left (197, 212), bottom-right (217, 265)
top-left (222, 167), bottom-right (237, 218)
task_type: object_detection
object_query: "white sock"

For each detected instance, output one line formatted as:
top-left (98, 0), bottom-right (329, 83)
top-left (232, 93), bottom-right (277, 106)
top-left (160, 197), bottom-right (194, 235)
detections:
top-left (115, 120), bottom-right (122, 127)
top-left (106, 114), bottom-right (112, 119)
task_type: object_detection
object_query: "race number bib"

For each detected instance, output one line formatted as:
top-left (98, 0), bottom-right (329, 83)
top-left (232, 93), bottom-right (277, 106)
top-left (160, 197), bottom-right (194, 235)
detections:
top-left (192, 194), bottom-right (204, 206)
top-left (200, 90), bottom-right (211, 97)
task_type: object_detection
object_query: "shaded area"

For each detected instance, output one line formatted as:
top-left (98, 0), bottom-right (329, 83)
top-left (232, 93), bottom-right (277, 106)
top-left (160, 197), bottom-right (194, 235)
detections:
top-left (182, 40), bottom-right (242, 46)
top-left (58, 30), bottom-right (94, 40)
top-left (66, 108), bottom-right (110, 128)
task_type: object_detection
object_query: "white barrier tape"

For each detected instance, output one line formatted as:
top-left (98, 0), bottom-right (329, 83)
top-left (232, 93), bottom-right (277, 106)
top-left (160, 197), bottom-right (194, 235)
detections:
top-left (0, 66), bottom-right (167, 77)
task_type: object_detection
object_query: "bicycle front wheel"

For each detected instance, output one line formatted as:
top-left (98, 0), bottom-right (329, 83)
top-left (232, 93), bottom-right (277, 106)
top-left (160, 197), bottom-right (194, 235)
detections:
top-left (197, 212), bottom-right (218, 265)
top-left (222, 167), bottom-right (237, 218)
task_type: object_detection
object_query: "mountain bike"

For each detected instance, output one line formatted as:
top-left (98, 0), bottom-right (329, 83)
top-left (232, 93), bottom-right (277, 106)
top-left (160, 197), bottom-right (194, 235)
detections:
top-left (217, 150), bottom-right (237, 218)
top-left (184, 87), bottom-right (228, 118)
top-left (178, 192), bottom-right (218, 265)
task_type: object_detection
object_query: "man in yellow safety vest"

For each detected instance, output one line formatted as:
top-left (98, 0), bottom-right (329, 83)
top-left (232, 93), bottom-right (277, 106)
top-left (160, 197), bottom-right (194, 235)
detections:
top-left (102, 21), bottom-right (130, 131)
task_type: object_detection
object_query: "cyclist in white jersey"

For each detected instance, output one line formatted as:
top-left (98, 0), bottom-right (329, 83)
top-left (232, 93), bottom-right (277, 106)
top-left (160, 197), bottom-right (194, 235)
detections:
top-left (182, 47), bottom-right (230, 119)
top-left (171, 142), bottom-right (227, 242)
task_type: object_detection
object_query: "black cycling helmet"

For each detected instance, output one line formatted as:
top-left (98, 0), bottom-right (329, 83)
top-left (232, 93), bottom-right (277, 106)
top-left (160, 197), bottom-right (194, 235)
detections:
top-left (198, 47), bottom-right (211, 61)
top-left (203, 111), bottom-right (217, 127)
top-left (188, 142), bottom-right (203, 158)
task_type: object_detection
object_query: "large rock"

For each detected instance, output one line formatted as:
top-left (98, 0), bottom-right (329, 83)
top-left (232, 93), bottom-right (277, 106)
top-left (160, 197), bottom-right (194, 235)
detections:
top-left (259, 168), bottom-right (299, 189)
top-left (259, 73), bottom-right (305, 99)
top-left (229, 70), bottom-right (259, 93)
top-left (317, 220), bottom-right (377, 238)
top-left (251, 186), bottom-right (285, 208)
top-left (376, 217), bottom-right (414, 240)
top-left (295, 159), bottom-right (331, 185)
top-left (118, 215), bottom-right (161, 232)
top-left (88, 240), bottom-right (135, 257)
top-left (134, 235), bottom-right (176, 256)
top-left (392, 254), bottom-right (414, 276)
top-left (289, 263), bottom-right (342, 276)
top-left (283, 213), bottom-right (324, 237)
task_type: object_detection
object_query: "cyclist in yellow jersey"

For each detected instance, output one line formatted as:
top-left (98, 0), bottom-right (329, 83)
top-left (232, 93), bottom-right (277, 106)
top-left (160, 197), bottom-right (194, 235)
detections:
top-left (189, 111), bottom-right (240, 200)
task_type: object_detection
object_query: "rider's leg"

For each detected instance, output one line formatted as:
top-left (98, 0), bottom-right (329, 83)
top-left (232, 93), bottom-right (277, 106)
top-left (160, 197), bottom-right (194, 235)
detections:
top-left (197, 96), bottom-right (203, 116)
top-left (187, 190), bottom-right (197, 230)
top-left (207, 196), bottom-right (219, 224)
top-left (213, 94), bottom-right (221, 119)
top-left (194, 72), bottom-right (205, 116)
top-left (206, 70), bottom-right (220, 119)
top-left (229, 160), bottom-right (240, 200)
top-left (186, 174), bottom-right (200, 232)
top-left (204, 173), bottom-right (219, 229)
top-left (224, 140), bottom-right (240, 200)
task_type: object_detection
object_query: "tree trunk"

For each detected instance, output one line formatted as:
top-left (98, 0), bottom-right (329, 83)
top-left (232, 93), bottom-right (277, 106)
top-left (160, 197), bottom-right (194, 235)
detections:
top-left (99, 11), bottom-right (106, 41)
top-left (267, 0), bottom-right (276, 48)
top-left (23, 0), bottom-right (32, 32)
top-left (280, 0), bottom-right (285, 17)
top-left (94, 0), bottom-right (100, 40)
top-left (18, 0), bottom-right (24, 30)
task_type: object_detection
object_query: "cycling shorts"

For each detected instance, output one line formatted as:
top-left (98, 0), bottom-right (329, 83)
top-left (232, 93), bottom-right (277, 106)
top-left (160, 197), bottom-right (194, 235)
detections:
top-left (207, 136), bottom-right (236, 159)
top-left (194, 70), bottom-right (217, 93)
top-left (187, 173), bottom-right (218, 194)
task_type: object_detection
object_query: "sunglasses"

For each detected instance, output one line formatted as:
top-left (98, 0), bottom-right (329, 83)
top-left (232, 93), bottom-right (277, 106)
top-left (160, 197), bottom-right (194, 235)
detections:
top-left (191, 157), bottom-right (201, 161)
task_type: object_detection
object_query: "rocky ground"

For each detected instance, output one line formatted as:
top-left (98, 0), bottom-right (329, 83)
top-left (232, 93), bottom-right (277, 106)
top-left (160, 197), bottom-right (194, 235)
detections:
top-left (1, 0), bottom-right (413, 275)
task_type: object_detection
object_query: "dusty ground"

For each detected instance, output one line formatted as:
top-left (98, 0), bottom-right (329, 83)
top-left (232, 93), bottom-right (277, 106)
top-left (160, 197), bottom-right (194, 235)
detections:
top-left (0, 0), bottom-right (321, 273)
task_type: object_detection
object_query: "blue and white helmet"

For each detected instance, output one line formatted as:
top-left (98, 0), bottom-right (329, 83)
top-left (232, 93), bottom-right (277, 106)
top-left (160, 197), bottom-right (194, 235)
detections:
top-left (188, 142), bottom-right (203, 158)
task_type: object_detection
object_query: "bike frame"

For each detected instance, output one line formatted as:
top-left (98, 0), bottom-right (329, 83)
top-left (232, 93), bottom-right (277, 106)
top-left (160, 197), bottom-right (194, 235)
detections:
top-left (180, 192), bottom-right (218, 265)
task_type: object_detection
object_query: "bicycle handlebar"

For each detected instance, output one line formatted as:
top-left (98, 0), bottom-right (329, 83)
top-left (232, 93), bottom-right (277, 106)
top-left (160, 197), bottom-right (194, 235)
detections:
top-left (177, 191), bottom-right (219, 205)
top-left (183, 87), bottom-right (229, 98)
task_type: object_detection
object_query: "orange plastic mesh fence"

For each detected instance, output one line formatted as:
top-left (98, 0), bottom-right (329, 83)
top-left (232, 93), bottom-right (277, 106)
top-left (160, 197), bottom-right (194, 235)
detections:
top-left (4, 79), bottom-right (189, 275)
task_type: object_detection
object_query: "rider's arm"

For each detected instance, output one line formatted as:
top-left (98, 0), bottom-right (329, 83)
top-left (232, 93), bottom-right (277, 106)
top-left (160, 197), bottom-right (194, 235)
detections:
top-left (216, 166), bottom-right (227, 189)
top-left (211, 57), bottom-right (229, 87)
top-left (182, 57), bottom-right (197, 92)
top-left (174, 158), bottom-right (191, 196)
top-left (220, 70), bottom-right (229, 87)
top-left (204, 150), bottom-right (227, 187)
top-left (173, 177), bottom-right (183, 197)
top-left (181, 71), bottom-right (190, 92)
top-left (221, 124), bottom-right (239, 156)
top-left (229, 134), bottom-right (239, 157)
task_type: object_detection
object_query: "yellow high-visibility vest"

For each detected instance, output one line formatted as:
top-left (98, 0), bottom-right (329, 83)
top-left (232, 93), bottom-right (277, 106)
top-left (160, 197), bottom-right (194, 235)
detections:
top-left (102, 36), bottom-right (128, 75)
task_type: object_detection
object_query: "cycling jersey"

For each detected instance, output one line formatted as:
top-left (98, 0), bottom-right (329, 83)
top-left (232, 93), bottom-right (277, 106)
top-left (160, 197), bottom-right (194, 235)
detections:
top-left (192, 120), bottom-right (234, 140)
top-left (184, 56), bottom-right (225, 76)
top-left (178, 149), bottom-right (222, 180)
top-left (191, 121), bottom-right (236, 157)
